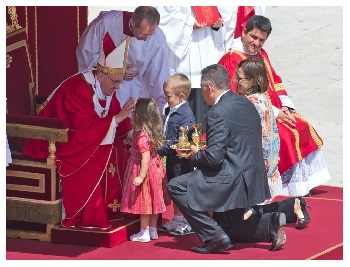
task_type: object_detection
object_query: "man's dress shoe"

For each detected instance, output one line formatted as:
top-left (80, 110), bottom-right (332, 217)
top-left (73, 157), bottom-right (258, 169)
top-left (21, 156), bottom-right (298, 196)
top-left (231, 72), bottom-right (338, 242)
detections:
top-left (191, 234), bottom-right (232, 254)
top-left (269, 212), bottom-right (287, 251)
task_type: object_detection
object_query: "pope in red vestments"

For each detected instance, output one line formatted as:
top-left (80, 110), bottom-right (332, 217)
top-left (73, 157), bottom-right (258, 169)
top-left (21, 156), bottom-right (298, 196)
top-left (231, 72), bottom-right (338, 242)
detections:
top-left (218, 15), bottom-right (330, 196)
top-left (23, 33), bottom-right (136, 229)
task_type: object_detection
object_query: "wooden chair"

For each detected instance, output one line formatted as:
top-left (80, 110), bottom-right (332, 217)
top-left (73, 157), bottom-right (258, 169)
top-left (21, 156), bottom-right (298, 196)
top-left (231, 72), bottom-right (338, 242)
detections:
top-left (6, 25), bottom-right (69, 242)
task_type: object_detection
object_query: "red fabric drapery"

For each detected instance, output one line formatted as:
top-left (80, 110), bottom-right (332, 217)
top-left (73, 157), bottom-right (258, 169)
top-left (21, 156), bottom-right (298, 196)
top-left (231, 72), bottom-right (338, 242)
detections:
top-left (234, 6), bottom-right (255, 38)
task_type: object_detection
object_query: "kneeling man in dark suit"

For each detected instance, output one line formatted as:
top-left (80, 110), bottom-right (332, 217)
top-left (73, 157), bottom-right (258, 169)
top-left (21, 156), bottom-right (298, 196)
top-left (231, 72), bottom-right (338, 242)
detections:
top-left (168, 64), bottom-right (286, 254)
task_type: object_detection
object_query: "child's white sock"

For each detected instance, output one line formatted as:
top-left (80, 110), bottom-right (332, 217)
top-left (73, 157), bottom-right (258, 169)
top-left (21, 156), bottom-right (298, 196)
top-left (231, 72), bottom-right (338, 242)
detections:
top-left (139, 229), bottom-right (150, 236)
top-left (149, 226), bottom-right (157, 233)
top-left (174, 215), bottom-right (183, 223)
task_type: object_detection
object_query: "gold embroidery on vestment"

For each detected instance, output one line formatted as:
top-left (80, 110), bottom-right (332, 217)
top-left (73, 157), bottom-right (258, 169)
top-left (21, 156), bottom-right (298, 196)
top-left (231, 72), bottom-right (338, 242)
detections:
top-left (108, 163), bottom-right (116, 177)
top-left (293, 113), bottom-right (323, 148)
top-left (108, 199), bottom-right (121, 212)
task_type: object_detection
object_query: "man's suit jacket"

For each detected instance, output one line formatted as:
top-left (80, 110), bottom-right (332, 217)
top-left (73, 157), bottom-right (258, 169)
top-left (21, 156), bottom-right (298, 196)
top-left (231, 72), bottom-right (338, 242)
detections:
top-left (187, 90), bottom-right (271, 212)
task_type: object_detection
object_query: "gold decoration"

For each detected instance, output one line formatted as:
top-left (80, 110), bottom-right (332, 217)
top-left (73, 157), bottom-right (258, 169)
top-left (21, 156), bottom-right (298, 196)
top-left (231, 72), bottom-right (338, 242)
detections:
top-left (6, 123), bottom-right (69, 142)
top-left (178, 126), bottom-right (190, 149)
top-left (170, 123), bottom-right (206, 157)
top-left (108, 163), bottom-right (116, 177)
top-left (108, 199), bottom-right (121, 212)
top-left (95, 36), bottom-right (130, 75)
top-left (6, 6), bottom-right (22, 34)
top-left (47, 141), bottom-right (56, 166)
top-left (192, 123), bottom-right (202, 147)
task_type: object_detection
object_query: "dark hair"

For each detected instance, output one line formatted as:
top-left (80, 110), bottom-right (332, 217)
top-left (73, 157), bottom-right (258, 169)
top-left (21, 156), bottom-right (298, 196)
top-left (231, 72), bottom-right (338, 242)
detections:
top-left (201, 64), bottom-right (230, 90)
top-left (245, 15), bottom-right (272, 37)
top-left (133, 98), bottom-right (165, 151)
top-left (237, 58), bottom-right (269, 94)
top-left (132, 6), bottom-right (160, 28)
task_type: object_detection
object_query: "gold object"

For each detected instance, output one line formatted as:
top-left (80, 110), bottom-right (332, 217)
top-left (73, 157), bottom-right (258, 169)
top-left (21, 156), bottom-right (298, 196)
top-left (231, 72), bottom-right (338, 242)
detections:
top-left (170, 141), bottom-right (206, 157)
top-left (170, 123), bottom-right (206, 157)
top-left (108, 199), bottom-right (121, 212)
top-left (192, 123), bottom-right (202, 147)
top-left (108, 163), bottom-right (116, 177)
top-left (170, 143), bottom-right (190, 157)
top-left (178, 126), bottom-right (190, 149)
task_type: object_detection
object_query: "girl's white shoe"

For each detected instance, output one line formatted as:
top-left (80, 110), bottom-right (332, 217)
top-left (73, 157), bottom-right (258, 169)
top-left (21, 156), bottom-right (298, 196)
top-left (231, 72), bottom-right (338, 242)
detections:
top-left (130, 231), bottom-right (151, 242)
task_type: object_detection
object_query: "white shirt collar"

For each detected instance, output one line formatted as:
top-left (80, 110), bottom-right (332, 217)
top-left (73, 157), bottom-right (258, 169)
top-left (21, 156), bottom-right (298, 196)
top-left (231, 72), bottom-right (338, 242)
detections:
top-left (231, 37), bottom-right (257, 56)
top-left (214, 90), bottom-right (230, 105)
top-left (170, 101), bottom-right (185, 113)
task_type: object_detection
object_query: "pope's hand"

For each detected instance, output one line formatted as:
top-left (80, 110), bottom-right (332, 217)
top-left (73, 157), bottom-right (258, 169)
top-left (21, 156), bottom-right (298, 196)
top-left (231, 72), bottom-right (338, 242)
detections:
top-left (116, 97), bottom-right (136, 123)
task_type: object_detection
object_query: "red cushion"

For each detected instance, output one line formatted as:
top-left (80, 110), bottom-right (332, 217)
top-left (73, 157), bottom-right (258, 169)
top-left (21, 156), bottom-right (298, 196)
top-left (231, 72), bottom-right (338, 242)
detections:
top-left (7, 114), bottom-right (69, 129)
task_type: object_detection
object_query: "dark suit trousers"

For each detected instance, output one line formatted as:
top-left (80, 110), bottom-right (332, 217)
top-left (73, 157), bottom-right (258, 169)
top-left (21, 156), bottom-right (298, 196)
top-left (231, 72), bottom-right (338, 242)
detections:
top-left (168, 174), bottom-right (245, 243)
top-left (252, 197), bottom-right (297, 223)
top-left (214, 211), bottom-right (272, 243)
top-left (215, 198), bottom-right (298, 243)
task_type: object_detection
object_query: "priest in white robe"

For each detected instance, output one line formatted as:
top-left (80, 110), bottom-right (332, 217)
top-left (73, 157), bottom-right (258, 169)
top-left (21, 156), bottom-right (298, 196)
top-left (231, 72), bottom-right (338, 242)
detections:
top-left (155, 6), bottom-right (264, 132)
top-left (76, 7), bottom-right (169, 114)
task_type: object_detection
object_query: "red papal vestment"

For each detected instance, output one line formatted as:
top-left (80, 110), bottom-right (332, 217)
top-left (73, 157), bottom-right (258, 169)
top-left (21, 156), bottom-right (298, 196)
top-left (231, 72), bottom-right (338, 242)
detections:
top-left (218, 48), bottom-right (323, 174)
top-left (23, 73), bottom-right (132, 229)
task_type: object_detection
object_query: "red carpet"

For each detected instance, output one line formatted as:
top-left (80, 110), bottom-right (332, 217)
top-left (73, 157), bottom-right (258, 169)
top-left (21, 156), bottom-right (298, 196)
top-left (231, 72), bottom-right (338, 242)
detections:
top-left (5, 185), bottom-right (343, 260)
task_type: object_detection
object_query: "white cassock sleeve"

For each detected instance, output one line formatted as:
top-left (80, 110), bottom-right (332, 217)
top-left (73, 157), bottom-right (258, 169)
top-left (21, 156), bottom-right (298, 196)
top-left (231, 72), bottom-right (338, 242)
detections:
top-left (100, 118), bottom-right (117, 145)
top-left (156, 6), bottom-right (196, 59)
top-left (279, 95), bottom-right (296, 111)
top-left (76, 15), bottom-right (105, 72)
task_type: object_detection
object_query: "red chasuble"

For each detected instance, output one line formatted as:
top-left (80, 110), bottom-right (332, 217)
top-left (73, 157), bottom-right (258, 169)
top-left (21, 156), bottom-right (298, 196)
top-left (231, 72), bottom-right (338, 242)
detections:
top-left (218, 48), bottom-right (323, 174)
top-left (23, 74), bottom-right (132, 228)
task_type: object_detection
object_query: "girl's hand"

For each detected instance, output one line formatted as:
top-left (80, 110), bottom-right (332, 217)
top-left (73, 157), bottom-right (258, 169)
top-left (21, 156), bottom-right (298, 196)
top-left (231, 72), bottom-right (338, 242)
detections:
top-left (133, 176), bottom-right (144, 186)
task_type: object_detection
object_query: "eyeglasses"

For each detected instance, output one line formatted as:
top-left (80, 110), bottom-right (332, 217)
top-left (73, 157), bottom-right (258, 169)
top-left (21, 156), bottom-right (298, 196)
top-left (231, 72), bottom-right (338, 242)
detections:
top-left (137, 31), bottom-right (155, 38)
top-left (234, 74), bottom-right (249, 82)
top-left (129, 21), bottom-right (155, 39)
top-left (104, 73), bottom-right (123, 86)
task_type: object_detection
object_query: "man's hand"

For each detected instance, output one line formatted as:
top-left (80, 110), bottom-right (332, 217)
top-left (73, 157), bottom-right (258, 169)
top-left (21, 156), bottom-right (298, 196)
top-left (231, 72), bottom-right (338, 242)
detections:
top-left (277, 107), bottom-right (296, 127)
top-left (181, 144), bottom-right (200, 159)
top-left (212, 18), bottom-right (223, 28)
top-left (123, 64), bottom-right (138, 81)
top-left (194, 20), bottom-right (207, 30)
